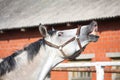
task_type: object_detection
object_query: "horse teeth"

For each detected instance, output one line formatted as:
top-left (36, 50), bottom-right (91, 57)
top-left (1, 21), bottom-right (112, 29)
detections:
top-left (90, 30), bottom-right (98, 36)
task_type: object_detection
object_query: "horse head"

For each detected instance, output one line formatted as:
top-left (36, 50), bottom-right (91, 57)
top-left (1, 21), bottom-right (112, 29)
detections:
top-left (39, 21), bottom-right (99, 59)
top-left (81, 21), bottom-right (99, 42)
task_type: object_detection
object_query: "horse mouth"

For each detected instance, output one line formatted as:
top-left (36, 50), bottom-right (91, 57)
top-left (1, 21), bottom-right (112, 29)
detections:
top-left (89, 26), bottom-right (99, 42)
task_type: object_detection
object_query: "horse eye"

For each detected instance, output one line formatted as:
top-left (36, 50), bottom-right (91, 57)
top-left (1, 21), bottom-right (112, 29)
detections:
top-left (94, 24), bottom-right (97, 27)
top-left (58, 32), bottom-right (63, 36)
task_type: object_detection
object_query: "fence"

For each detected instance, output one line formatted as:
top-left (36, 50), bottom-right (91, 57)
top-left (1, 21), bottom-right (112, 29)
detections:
top-left (53, 62), bottom-right (120, 80)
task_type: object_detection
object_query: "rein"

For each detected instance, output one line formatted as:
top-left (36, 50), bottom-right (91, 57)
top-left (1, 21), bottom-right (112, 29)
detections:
top-left (45, 26), bottom-right (83, 59)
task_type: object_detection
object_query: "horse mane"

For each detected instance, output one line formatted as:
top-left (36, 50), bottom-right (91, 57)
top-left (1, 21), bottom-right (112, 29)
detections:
top-left (0, 39), bottom-right (45, 76)
top-left (0, 30), bottom-right (56, 76)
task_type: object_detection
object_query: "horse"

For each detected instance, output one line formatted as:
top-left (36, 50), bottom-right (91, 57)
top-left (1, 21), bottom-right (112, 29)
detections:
top-left (0, 21), bottom-right (99, 80)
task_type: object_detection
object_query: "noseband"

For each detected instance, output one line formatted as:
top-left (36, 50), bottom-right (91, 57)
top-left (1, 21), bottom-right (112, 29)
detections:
top-left (45, 26), bottom-right (83, 59)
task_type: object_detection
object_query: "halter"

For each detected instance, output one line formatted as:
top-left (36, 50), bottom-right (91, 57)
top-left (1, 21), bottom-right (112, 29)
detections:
top-left (45, 26), bottom-right (83, 59)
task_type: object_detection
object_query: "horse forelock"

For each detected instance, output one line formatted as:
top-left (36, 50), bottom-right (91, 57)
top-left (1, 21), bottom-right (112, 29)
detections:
top-left (48, 30), bottom-right (57, 36)
top-left (0, 39), bottom-right (45, 76)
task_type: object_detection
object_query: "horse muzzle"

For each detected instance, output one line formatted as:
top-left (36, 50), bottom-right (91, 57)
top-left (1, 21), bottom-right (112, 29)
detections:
top-left (88, 34), bottom-right (99, 42)
top-left (89, 26), bottom-right (99, 42)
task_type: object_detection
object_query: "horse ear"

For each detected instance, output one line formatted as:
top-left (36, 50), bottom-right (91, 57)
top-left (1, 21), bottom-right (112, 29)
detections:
top-left (52, 27), bottom-right (55, 31)
top-left (39, 24), bottom-right (48, 37)
top-left (90, 21), bottom-right (98, 27)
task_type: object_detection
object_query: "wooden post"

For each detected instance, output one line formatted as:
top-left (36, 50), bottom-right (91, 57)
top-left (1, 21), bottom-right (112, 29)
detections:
top-left (95, 65), bottom-right (104, 80)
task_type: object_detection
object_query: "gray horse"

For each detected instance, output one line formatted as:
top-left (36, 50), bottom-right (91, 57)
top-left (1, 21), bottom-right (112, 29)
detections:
top-left (0, 21), bottom-right (99, 80)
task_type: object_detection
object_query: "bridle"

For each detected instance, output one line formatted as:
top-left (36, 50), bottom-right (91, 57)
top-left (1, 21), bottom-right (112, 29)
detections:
top-left (45, 26), bottom-right (83, 59)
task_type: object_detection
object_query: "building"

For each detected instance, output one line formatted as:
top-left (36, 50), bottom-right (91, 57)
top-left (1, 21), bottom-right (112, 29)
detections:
top-left (0, 0), bottom-right (120, 80)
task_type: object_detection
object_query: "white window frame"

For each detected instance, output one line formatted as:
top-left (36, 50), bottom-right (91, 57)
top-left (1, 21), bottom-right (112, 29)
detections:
top-left (68, 53), bottom-right (95, 80)
top-left (106, 52), bottom-right (120, 80)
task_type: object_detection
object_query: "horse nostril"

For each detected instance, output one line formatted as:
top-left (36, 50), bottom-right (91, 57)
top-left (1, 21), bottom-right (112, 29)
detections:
top-left (96, 36), bottom-right (99, 38)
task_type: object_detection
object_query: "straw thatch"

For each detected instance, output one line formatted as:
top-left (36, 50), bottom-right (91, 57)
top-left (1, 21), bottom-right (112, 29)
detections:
top-left (0, 0), bottom-right (120, 30)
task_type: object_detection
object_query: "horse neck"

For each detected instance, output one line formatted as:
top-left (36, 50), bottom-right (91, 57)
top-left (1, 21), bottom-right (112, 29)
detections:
top-left (13, 40), bottom-right (54, 70)
top-left (3, 46), bottom-right (47, 80)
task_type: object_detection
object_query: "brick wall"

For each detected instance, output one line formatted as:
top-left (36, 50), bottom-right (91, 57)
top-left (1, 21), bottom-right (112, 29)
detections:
top-left (0, 28), bottom-right (41, 58)
top-left (0, 19), bottom-right (120, 80)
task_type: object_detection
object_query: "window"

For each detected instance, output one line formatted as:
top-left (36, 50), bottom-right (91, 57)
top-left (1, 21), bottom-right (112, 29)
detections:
top-left (112, 59), bottom-right (120, 80)
top-left (68, 60), bottom-right (92, 80)
top-left (68, 53), bottom-right (95, 80)
top-left (106, 52), bottom-right (120, 80)
top-left (70, 70), bottom-right (91, 80)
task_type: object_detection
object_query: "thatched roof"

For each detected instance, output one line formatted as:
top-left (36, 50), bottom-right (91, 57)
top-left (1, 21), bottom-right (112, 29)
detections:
top-left (0, 0), bottom-right (120, 30)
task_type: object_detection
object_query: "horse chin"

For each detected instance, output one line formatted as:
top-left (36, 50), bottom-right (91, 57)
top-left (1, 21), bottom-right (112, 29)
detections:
top-left (88, 34), bottom-right (99, 42)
